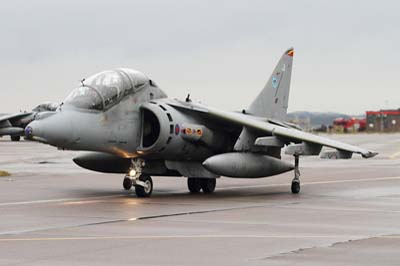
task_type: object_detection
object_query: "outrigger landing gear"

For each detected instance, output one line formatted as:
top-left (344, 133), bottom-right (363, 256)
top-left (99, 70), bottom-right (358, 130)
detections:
top-left (291, 155), bottom-right (301, 194)
top-left (123, 159), bottom-right (153, 197)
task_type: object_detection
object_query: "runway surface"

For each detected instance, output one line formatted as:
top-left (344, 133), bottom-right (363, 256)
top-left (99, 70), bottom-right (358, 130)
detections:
top-left (0, 133), bottom-right (400, 265)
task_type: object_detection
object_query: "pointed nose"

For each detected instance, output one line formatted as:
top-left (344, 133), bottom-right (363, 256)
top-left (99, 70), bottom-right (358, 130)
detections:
top-left (25, 120), bottom-right (49, 143)
top-left (24, 125), bottom-right (33, 139)
top-left (25, 112), bottom-right (73, 146)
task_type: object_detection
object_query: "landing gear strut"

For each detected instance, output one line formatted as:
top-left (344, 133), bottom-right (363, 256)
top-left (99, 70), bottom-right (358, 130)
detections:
top-left (291, 155), bottom-right (300, 194)
top-left (123, 159), bottom-right (153, 197)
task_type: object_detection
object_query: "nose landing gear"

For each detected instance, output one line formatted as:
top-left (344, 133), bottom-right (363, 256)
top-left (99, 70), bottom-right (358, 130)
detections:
top-left (123, 159), bottom-right (153, 198)
top-left (123, 177), bottom-right (133, 190)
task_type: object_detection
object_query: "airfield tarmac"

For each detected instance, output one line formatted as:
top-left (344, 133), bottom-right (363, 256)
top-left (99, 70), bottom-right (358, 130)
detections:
top-left (0, 133), bottom-right (400, 265)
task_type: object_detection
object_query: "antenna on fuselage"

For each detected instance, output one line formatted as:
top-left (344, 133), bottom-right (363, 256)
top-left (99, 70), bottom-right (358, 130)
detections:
top-left (185, 93), bottom-right (191, 102)
top-left (80, 78), bottom-right (86, 87)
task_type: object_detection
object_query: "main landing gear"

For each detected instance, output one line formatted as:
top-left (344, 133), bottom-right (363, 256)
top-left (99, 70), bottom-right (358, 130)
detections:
top-left (187, 178), bottom-right (216, 194)
top-left (291, 155), bottom-right (301, 194)
top-left (11, 135), bottom-right (20, 141)
top-left (123, 159), bottom-right (153, 198)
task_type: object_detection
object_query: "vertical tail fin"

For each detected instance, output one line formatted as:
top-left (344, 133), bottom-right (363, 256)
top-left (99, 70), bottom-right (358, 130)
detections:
top-left (247, 48), bottom-right (294, 120)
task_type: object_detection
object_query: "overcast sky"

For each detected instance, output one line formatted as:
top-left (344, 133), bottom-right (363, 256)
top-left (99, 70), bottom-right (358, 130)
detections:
top-left (1, 0), bottom-right (399, 114)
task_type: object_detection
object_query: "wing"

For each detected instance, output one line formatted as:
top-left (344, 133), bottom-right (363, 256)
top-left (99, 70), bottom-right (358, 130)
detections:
top-left (167, 100), bottom-right (377, 159)
top-left (0, 112), bottom-right (34, 136)
top-left (0, 112), bottom-right (33, 123)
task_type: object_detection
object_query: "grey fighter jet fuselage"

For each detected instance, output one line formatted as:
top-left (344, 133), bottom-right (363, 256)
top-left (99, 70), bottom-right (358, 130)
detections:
top-left (26, 49), bottom-right (377, 197)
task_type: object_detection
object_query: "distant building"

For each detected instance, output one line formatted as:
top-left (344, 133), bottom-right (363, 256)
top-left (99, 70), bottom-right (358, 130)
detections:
top-left (366, 109), bottom-right (400, 132)
top-left (331, 117), bottom-right (366, 133)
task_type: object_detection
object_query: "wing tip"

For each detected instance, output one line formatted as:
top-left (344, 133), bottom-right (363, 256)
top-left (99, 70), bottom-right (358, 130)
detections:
top-left (362, 151), bottom-right (378, 159)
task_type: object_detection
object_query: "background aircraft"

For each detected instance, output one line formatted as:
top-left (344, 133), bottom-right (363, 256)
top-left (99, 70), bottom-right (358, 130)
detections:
top-left (0, 102), bottom-right (57, 141)
top-left (25, 48), bottom-right (377, 197)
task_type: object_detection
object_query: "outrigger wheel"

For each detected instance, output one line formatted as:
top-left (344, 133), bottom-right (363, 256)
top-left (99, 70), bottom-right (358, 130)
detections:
top-left (291, 155), bottom-right (301, 194)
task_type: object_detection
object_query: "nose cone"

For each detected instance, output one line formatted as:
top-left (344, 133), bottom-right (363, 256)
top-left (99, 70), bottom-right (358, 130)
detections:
top-left (25, 121), bottom-right (48, 143)
top-left (24, 125), bottom-right (33, 139)
top-left (25, 112), bottom-right (73, 147)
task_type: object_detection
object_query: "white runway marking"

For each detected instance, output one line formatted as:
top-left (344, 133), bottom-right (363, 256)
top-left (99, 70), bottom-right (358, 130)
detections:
top-left (0, 234), bottom-right (365, 242)
top-left (218, 176), bottom-right (400, 191)
top-left (0, 176), bottom-right (399, 207)
top-left (2, 234), bottom-right (400, 242)
top-left (0, 195), bottom-right (121, 207)
top-left (389, 151), bottom-right (400, 159)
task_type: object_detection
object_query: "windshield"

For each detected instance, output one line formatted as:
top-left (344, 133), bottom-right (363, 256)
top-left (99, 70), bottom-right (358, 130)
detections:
top-left (64, 86), bottom-right (103, 110)
top-left (85, 71), bottom-right (122, 107)
top-left (64, 71), bottom-right (124, 111)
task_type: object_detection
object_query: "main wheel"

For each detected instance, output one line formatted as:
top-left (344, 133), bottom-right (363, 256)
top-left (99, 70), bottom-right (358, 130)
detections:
top-left (200, 178), bottom-right (216, 193)
top-left (291, 181), bottom-right (300, 194)
top-left (135, 174), bottom-right (153, 198)
top-left (187, 178), bottom-right (202, 193)
top-left (11, 135), bottom-right (20, 141)
top-left (123, 177), bottom-right (132, 190)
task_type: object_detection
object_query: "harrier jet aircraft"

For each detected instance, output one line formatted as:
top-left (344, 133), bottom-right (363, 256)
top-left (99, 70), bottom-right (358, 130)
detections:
top-left (25, 48), bottom-right (377, 197)
top-left (0, 102), bottom-right (57, 141)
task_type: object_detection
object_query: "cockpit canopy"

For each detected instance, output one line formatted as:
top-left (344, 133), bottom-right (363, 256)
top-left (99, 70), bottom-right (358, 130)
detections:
top-left (64, 68), bottom-right (150, 111)
top-left (32, 102), bottom-right (58, 112)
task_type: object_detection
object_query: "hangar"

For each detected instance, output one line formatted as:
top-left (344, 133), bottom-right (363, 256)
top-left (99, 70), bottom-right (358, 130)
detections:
top-left (366, 109), bottom-right (400, 132)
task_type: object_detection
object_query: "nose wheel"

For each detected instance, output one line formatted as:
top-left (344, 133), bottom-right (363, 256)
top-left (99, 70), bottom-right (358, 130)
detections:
top-left (123, 177), bottom-right (132, 190)
top-left (123, 159), bottom-right (153, 197)
top-left (134, 174), bottom-right (153, 198)
top-left (291, 155), bottom-right (301, 194)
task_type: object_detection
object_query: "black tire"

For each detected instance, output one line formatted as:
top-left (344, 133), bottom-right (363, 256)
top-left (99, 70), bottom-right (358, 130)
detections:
top-left (11, 135), bottom-right (20, 141)
top-left (135, 175), bottom-right (153, 198)
top-left (187, 178), bottom-right (202, 193)
top-left (123, 177), bottom-right (132, 190)
top-left (200, 178), bottom-right (216, 193)
top-left (291, 181), bottom-right (300, 194)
